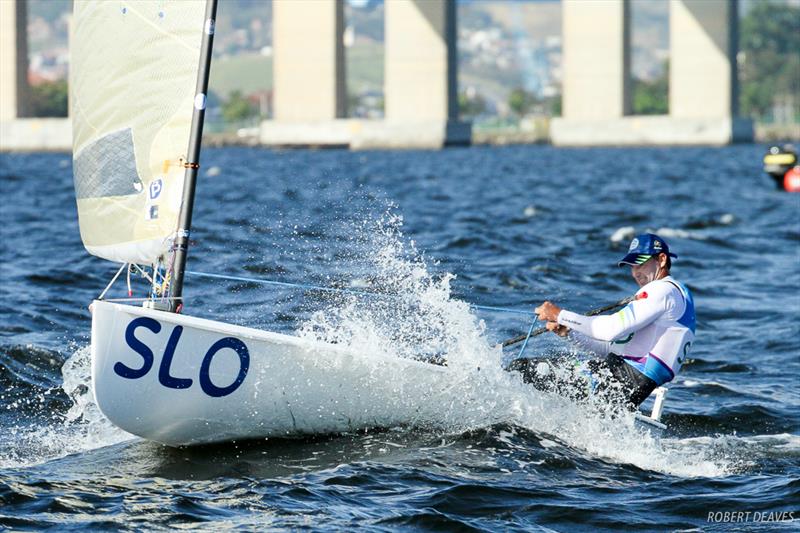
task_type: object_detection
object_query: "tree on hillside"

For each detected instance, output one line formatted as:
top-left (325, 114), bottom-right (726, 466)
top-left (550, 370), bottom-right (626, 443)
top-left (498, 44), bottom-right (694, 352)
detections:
top-left (29, 80), bottom-right (68, 117)
top-left (458, 90), bottom-right (488, 119)
top-left (222, 91), bottom-right (257, 124)
top-left (508, 88), bottom-right (537, 116)
top-left (632, 61), bottom-right (669, 115)
top-left (739, 1), bottom-right (800, 121)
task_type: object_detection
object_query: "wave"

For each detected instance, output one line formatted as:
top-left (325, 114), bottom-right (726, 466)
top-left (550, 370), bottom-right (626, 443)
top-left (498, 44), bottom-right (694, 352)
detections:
top-left (684, 213), bottom-right (736, 229)
top-left (652, 227), bottom-right (709, 241)
top-left (608, 218), bottom-right (738, 245)
top-left (663, 403), bottom-right (793, 437)
top-left (609, 226), bottom-right (636, 243)
top-left (0, 345), bottom-right (71, 417)
top-left (685, 358), bottom-right (753, 373)
top-left (0, 344), bottom-right (64, 388)
top-left (0, 345), bottom-right (133, 470)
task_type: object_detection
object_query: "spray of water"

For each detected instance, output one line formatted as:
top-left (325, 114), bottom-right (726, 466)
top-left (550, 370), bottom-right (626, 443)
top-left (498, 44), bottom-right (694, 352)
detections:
top-left (298, 210), bottom-right (737, 477)
top-left (299, 210), bottom-right (492, 369)
top-left (0, 345), bottom-right (132, 469)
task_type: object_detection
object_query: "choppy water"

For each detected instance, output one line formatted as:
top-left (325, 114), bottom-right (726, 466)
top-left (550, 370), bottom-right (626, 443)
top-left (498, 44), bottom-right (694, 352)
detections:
top-left (1, 145), bottom-right (798, 531)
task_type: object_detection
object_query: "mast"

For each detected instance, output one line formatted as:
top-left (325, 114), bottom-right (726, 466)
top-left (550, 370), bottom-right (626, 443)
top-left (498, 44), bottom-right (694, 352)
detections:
top-left (169, 0), bottom-right (218, 313)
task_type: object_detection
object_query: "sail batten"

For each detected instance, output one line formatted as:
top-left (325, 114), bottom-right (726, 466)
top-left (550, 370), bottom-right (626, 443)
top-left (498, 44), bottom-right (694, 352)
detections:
top-left (71, 0), bottom-right (208, 265)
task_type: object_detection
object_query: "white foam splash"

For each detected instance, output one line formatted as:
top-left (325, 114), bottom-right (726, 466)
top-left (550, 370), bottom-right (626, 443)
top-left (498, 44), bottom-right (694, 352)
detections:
top-left (610, 222), bottom-right (729, 244)
top-left (298, 210), bottom-right (490, 368)
top-left (662, 433), bottom-right (800, 472)
top-left (718, 213), bottom-right (735, 225)
top-left (610, 226), bottom-right (636, 243)
top-left (0, 345), bottom-right (133, 470)
top-left (297, 211), bottom-right (736, 478)
top-left (413, 361), bottom-right (734, 478)
top-left (652, 227), bottom-right (709, 241)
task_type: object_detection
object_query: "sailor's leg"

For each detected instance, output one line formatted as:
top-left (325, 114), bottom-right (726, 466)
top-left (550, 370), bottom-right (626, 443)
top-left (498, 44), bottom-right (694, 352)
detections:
top-left (508, 356), bottom-right (596, 401)
top-left (601, 355), bottom-right (658, 409)
top-left (510, 355), bottom-right (657, 409)
top-left (507, 357), bottom-right (569, 393)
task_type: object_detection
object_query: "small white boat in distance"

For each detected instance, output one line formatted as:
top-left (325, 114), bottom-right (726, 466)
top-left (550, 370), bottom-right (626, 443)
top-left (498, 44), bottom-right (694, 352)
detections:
top-left (91, 300), bottom-right (450, 446)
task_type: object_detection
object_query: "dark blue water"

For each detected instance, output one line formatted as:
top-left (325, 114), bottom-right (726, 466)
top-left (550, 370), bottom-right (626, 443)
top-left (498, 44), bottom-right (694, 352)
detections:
top-left (1, 145), bottom-right (798, 531)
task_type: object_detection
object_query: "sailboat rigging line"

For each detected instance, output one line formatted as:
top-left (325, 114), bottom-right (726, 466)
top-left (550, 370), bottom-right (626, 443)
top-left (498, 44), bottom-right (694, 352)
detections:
top-left (102, 296), bottom-right (182, 303)
top-left (126, 264), bottom-right (133, 297)
top-left (516, 316), bottom-right (538, 359)
top-left (97, 263), bottom-right (127, 301)
top-left (132, 263), bottom-right (155, 285)
top-left (150, 263), bottom-right (164, 299)
top-left (185, 270), bottom-right (537, 317)
top-left (156, 265), bottom-right (171, 297)
top-left (469, 304), bottom-right (536, 316)
top-left (164, 251), bottom-right (176, 296)
top-left (152, 264), bottom-right (160, 296)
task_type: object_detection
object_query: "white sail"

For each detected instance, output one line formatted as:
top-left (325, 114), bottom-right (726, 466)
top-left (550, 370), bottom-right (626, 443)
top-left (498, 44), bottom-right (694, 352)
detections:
top-left (71, 0), bottom-right (208, 264)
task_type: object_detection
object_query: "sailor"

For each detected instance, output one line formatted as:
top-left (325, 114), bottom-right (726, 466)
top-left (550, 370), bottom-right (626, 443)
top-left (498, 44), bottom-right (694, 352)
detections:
top-left (509, 233), bottom-right (695, 409)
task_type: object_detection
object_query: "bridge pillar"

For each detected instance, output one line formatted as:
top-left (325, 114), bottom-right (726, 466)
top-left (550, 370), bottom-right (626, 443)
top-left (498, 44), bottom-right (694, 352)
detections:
top-left (670, 0), bottom-right (738, 119)
top-left (667, 0), bottom-right (751, 144)
top-left (369, 0), bottom-right (469, 148)
top-left (272, 0), bottom-right (345, 122)
top-left (560, 0), bottom-right (631, 120)
top-left (384, 0), bottom-right (456, 123)
top-left (550, 0), bottom-right (635, 145)
top-left (262, 0), bottom-right (469, 148)
top-left (261, 0), bottom-right (348, 146)
top-left (553, 0), bottom-right (751, 145)
top-left (0, 0), bottom-right (29, 121)
top-left (261, 0), bottom-right (349, 146)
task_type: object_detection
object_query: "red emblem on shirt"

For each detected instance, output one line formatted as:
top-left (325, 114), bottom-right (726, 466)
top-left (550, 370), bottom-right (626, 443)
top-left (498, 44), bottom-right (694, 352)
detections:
top-left (636, 291), bottom-right (648, 300)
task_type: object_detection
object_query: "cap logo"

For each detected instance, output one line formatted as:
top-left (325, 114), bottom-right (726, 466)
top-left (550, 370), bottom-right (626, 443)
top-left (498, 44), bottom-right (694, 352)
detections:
top-left (629, 238), bottom-right (639, 251)
top-left (653, 240), bottom-right (663, 250)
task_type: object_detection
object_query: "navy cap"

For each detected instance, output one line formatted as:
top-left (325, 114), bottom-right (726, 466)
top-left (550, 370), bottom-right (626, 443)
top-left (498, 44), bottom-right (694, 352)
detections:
top-left (618, 233), bottom-right (678, 266)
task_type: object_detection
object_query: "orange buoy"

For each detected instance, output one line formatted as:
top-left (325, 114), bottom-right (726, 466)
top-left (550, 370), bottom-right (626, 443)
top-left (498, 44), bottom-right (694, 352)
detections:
top-left (764, 145), bottom-right (798, 190)
top-left (784, 166), bottom-right (800, 192)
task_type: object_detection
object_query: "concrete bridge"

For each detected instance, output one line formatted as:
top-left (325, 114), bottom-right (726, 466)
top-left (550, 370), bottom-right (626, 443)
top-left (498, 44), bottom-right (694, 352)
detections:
top-left (0, 0), bottom-right (751, 151)
top-left (552, 0), bottom-right (752, 145)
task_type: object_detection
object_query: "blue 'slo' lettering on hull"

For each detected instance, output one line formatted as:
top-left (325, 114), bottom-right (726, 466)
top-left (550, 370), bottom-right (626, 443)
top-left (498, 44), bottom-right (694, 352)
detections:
top-left (117, 317), bottom-right (249, 398)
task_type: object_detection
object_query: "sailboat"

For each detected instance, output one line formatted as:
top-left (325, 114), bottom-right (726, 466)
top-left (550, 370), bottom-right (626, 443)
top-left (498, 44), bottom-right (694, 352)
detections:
top-left (71, 0), bottom-right (462, 446)
top-left (72, 1), bottom-right (669, 447)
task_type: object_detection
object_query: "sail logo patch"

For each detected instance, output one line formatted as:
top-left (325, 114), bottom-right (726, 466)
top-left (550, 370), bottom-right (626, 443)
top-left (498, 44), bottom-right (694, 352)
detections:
top-left (149, 178), bottom-right (163, 200)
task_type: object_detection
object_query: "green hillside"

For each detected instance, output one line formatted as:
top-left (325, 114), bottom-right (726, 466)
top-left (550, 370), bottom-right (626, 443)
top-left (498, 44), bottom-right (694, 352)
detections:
top-left (209, 54), bottom-right (273, 99)
top-left (208, 41), bottom-right (384, 100)
top-left (346, 43), bottom-right (384, 93)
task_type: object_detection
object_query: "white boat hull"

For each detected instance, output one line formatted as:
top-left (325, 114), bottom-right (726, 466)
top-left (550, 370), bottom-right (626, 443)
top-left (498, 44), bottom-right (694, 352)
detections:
top-left (91, 300), bottom-right (451, 446)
